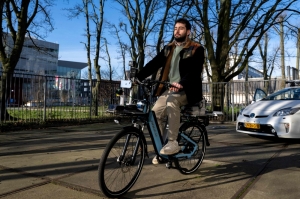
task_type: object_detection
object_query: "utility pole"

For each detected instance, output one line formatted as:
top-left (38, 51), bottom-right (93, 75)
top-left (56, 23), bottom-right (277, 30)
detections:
top-left (279, 15), bottom-right (286, 88)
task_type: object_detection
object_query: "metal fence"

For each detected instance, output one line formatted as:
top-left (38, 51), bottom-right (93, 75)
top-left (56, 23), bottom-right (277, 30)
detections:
top-left (0, 71), bottom-right (121, 124)
top-left (202, 78), bottom-right (284, 121)
top-left (0, 71), bottom-right (285, 124)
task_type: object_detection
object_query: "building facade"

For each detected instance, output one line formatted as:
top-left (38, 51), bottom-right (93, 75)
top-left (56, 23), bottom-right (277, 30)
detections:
top-left (1, 34), bottom-right (88, 106)
top-left (1, 33), bottom-right (59, 75)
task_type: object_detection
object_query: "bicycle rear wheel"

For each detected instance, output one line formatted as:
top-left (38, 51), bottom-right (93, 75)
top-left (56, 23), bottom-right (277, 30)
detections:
top-left (98, 128), bottom-right (145, 198)
top-left (175, 122), bottom-right (206, 174)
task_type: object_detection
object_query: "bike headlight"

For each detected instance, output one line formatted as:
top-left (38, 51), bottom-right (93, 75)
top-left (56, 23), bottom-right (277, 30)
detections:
top-left (273, 107), bottom-right (300, 116)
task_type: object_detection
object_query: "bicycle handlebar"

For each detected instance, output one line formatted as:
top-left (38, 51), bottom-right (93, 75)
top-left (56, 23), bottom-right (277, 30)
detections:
top-left (135, 78), bottom-right (181, 90)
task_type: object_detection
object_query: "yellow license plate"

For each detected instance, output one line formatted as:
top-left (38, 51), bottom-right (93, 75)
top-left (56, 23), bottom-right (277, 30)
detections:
top-left (244, 123), bottom-right (260, 129)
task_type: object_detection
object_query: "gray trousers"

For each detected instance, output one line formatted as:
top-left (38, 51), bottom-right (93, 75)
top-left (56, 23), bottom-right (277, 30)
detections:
top-left (152, 90), bottom-right (188, 141)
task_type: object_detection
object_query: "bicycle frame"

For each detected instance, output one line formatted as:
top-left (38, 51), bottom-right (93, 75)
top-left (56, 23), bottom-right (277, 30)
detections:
top-left (147, 110), bottom-right (199, 160)
top-left (119, 80), bottom-right (203, 163)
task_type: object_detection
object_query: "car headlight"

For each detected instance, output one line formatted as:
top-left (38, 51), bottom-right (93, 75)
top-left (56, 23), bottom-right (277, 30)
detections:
top-left (273, 107), bottom-right (300, 116)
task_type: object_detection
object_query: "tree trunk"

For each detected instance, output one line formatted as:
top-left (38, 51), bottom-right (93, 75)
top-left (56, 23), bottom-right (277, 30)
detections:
top-left (211, 69), bottom-right (224, 112)
top-left (211, 83), bottom-right (224, 112)
top-left (91, 81), bottom-right (99, 116)
top-left (0, 72), bottom-right (13, 120)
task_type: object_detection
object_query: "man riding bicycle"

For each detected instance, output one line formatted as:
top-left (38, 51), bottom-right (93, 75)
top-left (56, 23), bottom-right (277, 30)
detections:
top-left (136, 18), bottom-right (205, 163)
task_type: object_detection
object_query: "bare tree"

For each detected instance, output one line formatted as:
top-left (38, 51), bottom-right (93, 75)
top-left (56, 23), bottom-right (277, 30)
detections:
top-left (258, 33), bottom-right (279, 93)
top-left (258, 33), bottom-right (270, 82)
top-left (154, 0), bottom-right (174, 54)
top-left (100, 68), bottom-right (118, 80)
top-left (107, 23), bottom-right (128, 80)
top-left (81, 68), bottom-right (97, 79)
top-left (192, 0), bottom-right (300, 111)
top-left (114, 0), bottom-right (163, 71)
top-left (67, 0), bottom-right (105, 116)
top-left (0, 0), bottom-right (54, 120)
top-left (101, 38), bottom-right (112, 81)
top-left (268, 47), bottom-right (280, 89)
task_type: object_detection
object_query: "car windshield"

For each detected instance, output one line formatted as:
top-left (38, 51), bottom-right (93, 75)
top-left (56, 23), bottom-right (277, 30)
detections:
top-left (264, 87), bottom-right (300, 100)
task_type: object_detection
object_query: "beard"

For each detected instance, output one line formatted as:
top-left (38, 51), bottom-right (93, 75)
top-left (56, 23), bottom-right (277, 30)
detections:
top-left (174, 34), bottom-right (187, 42)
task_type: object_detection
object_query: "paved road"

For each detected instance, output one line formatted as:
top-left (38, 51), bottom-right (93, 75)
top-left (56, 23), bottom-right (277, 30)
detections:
top-left (0, 122), bottom-right (300, 198)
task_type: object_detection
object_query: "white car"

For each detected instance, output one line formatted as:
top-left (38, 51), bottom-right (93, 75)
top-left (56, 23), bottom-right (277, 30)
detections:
top-left (236, 85), bottom-right (300, 138)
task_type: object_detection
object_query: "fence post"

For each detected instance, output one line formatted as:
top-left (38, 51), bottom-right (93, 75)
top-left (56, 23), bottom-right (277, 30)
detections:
top-left (89, 80), bottom-right (92, 119)
top-left (43, 76), bottom-right (47, 122)
top-left (231, 82), bottom-right (234, 122)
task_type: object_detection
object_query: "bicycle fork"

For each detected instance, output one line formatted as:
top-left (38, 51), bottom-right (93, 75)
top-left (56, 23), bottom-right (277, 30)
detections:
top-left (117, 126), bottom-right (149, 165)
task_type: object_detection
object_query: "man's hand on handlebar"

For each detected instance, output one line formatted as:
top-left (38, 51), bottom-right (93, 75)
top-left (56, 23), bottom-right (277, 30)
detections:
top-left (132, 78), bottom-right (141, 85)
top-left (132, 79), bottom-right (183, 92)
top-left (170, 82), bottom-right (183, 92)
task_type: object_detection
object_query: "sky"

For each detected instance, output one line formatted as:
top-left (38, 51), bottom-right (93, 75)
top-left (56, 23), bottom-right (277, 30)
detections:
top-left (47, 1), bottom-right (90, 63)
top-left (45, 0), bottom-right (299, 79)
top-left (46, 0), bottom-right (126, 78)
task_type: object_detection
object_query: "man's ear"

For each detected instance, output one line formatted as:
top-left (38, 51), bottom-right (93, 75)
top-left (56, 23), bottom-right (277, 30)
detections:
top-left (187, 29), bottom-right (191, 36)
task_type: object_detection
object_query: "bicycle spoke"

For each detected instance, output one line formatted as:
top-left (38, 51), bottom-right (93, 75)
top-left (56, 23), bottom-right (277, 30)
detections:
top-left (98, 129), bottom-right (145, 197)
top-left (175, 123), bottom-right (206, 174)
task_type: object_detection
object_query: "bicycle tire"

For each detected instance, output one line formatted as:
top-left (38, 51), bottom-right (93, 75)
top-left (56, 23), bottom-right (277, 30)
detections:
top-left (175, 122), bottom-right (206, 174)
top-left (98, 128), bottom-right (145, 198)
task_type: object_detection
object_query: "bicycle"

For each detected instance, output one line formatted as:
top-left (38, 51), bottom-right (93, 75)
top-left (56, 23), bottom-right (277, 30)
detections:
top-left (98, 78), bottom-right (210, 198)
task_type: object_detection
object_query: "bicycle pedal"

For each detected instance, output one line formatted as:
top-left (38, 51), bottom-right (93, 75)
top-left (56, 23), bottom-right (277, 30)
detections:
top-left (165, 161), bottom-right (172, 169)
top-left (165, 161), bottom-right (176, 169)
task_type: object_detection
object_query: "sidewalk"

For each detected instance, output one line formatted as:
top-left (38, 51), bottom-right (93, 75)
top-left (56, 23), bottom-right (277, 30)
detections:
top-left (1, 122), bottom-right (300, 199)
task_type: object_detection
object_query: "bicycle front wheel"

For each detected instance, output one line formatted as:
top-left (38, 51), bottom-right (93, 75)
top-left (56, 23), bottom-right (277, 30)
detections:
top-left (175, 122), bottom-right (206, 174)
top-left (98, 128), bottom-right (145, 198)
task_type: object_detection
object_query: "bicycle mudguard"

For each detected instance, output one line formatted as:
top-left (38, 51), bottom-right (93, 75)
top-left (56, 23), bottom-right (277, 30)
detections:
top-left (122, 126), bottom-right (149, 158)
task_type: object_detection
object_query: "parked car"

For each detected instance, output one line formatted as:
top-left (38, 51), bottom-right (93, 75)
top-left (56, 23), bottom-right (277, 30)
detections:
top-left (236, 83), bottom-right (300, 138)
